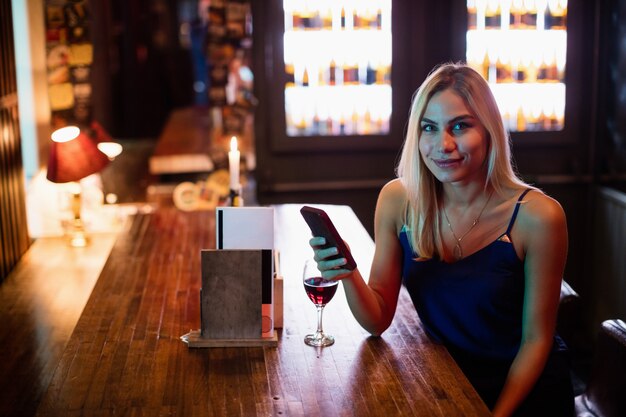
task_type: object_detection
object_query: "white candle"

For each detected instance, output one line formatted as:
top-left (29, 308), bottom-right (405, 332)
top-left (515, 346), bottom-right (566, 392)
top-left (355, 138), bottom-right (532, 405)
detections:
top-left (228, 136), bottom-right (240, 191)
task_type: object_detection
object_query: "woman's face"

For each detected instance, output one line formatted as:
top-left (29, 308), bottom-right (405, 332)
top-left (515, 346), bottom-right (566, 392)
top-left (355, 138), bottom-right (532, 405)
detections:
top-left (418, 89), bottom-right (489, 186)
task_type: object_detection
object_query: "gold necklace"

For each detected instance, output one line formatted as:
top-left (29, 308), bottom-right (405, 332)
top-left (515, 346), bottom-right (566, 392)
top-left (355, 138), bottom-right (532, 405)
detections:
top-left (442, 191), bottom-right (493, 260)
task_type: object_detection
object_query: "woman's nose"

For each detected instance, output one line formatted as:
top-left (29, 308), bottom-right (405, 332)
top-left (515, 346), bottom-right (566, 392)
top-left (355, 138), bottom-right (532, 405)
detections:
top-left (437, 131), bottom-right (456, 152)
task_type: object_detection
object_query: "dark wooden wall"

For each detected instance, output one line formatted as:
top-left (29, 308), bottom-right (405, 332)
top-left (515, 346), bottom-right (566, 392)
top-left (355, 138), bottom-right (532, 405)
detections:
top-left (91, 0), bottom-right (195, 139)
top-left (0, 0), bottom-right (31, 281)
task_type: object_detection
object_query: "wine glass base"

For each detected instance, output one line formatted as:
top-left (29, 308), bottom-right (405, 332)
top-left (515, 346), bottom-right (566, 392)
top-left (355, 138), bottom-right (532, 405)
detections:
top-left (304, 332), bottom-right (335, 347)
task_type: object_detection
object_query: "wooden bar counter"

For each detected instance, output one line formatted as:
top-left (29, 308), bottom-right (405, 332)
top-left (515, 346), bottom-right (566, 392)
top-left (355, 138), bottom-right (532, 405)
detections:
top-left (34, 205), bottom-right (491, 417)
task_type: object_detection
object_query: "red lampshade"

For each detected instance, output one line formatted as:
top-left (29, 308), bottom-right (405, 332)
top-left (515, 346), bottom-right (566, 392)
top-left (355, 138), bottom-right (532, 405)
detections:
top-left (46, 126), bottom-right (110, 183)
top-left (90, 121), bottom-right (113, 143)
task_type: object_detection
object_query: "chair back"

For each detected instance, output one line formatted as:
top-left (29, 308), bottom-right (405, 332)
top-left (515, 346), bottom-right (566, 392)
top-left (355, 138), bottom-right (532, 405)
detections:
top-left (575, 319), bottom-right (626, 417)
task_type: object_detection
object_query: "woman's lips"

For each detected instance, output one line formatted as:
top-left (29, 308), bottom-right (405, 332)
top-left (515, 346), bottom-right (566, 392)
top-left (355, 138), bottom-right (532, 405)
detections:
top-left (432, 158), bottom-right (462, 168)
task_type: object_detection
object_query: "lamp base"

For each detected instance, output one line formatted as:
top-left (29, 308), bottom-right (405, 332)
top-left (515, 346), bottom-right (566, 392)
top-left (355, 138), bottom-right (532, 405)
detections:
top-left (68, 218), bottom-right (89, 248)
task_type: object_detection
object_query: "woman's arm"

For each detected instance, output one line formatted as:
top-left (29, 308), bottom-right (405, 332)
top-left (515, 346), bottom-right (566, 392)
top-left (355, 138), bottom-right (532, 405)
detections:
top-left (310, 180), bottom-right (406, 336)
top-left (492, 191), bottom-right (568, 417)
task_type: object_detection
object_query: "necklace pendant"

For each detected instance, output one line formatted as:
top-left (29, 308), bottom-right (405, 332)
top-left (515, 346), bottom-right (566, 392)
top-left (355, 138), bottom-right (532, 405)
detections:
top-left (453, 243), bottom-right (463, 260)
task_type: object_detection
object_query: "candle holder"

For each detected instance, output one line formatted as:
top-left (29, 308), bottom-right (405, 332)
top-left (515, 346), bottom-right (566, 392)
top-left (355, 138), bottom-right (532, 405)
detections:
top-left (228, 186), bottom-right (244, 207)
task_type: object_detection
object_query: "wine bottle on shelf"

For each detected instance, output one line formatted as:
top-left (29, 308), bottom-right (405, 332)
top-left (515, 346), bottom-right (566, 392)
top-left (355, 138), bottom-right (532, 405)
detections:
top-left (516, 107), bottom-right (527, 131)
top-left (375, 8), bottom-right (382, 29)
top-left (343, 61), bottom-right (358, 85)
top-left (366, 61), bottom-right (376, 85)
top-left (321, 6), bottom-right (332, 29)
top-left (318, 66), bottom-right (326, 86)
top-left (537, 58), bottom-right (548, 81)
top-left (482, 51), bottom-right (491, 81)
top-left (313, 8), bottom-right (323, 29)
top-left (329, 59), bottom-right (337, 85)
top-left (528, 59), bottom-right (539, 83)
top-left (362, 109), bottom-right (372, 135)
top-left (510, 0), bottom-right (524, 28)
top-left (301, 8), bottom-right (311, 29)
top-left (348, 110), bottom-right (358, 135)
top-left (383, 63), bottom-right (392, 84)
top-left (543, 0), bottom-right (553, 29)
top-left (514, 57), bottom-right (527, 82)
top-left (547, 53), bottom-right (559, 81)
top-left (522, 0), bottom-right (538, 29)
top-left (485, 1), bottom-right (501, 29)
top-left (541, 109), bottom-right (550, 130)
top-left (526, 109), bottom-right (542, 131)
top-left (302, 67), bottom-right (310, 87)
top-left (350, 62), bottom-right (360, 84)
top-left (365, 7), bottom-right (376, 29)
top-left (496, 56), bottom-right (512, 83)
top-left (326, 116), bottom-right (334, 136)
top-left (547, 0), bottom-right (566, 30)
top-left (341, 7), bottom-right (346, 29)
top-left (352, 7), bottom-right (360, 29)
top-left (317, 110), bottom-right (329, 136)
top-left (339, 115), bottom-right (346, 135)
top-left (296, 116), bottom-right (307, 135)
top-left (285, 62), bottom-right (295, 87)
top-left (548, 108), bottom-right (561, 130)
top-left (468, 0), bottom-right (477, 30)
top-left (313, 113), bottom-right (323, 135)
top-left (292, 10), bottom-right (302, 30)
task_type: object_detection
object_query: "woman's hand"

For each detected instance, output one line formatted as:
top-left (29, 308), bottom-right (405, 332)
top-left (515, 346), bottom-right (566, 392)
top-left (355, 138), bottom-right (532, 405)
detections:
top-left (308, 236), bottom-right (354, 281)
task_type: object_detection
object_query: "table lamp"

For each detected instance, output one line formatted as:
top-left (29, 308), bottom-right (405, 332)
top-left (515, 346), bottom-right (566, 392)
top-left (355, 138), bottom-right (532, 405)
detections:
top-left (46, 125), bottom-right (109, 247)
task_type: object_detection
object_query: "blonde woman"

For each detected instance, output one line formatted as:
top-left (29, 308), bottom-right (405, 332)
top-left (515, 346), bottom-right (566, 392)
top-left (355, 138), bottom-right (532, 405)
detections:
top-left (310, 63), bottom-right (573, 417)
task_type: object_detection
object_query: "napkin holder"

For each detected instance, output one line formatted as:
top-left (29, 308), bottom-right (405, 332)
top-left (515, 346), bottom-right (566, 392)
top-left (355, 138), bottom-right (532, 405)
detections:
top-left (181, 207), bottom-right (278, 347)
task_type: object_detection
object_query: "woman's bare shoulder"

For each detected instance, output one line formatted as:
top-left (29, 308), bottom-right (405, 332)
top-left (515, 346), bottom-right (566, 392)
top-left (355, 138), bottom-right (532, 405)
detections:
top-left (517, 189), bottom-right (567, 234)
top-left (380, 178), bottom-right (407, 201)
top-left (377, 179), bottom-right (408, 232)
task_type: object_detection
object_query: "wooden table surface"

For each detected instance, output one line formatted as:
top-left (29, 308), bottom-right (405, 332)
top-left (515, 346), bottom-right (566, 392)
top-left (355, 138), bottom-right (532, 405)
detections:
top-left (35, 205), bottom-right (491, 417)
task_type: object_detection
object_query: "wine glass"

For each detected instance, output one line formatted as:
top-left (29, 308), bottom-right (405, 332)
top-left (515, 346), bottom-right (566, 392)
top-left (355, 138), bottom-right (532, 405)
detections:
top-left (303, 259), bottom-right (338, 347)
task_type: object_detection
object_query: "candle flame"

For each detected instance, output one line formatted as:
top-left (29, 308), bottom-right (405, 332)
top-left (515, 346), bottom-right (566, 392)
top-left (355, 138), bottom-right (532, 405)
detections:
top-left (230, 136), bottom-right (238, 152)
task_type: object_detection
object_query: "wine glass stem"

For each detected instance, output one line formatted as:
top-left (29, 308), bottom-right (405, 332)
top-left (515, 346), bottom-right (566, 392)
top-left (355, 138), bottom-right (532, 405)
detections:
top-left (316, 305), bottom-right (325, 335)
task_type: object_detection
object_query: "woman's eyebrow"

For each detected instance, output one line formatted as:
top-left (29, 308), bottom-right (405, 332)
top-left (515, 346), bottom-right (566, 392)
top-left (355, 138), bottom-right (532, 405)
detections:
top-left (448, 114), bottom-right (475, 124)
top-left (421, 115), bottom-right (475, 125)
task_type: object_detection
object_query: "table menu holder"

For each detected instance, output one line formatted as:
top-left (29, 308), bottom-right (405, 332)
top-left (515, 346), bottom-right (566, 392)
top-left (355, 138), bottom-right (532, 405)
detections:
top-left (181, 249), bottom-right (278, 347)
top-left (181, 206), bottom-right (278, 348)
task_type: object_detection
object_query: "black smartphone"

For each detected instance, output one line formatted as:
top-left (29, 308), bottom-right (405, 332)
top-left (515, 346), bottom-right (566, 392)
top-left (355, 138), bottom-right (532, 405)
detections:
top-left (300, 206), bottom-right (357, 270)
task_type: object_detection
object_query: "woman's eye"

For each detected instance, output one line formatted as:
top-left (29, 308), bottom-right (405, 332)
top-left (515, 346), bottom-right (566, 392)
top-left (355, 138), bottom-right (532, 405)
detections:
top-left (452, 122), bottom-right (470, 131)
top-left (421, 124), bottom-right (435, 132)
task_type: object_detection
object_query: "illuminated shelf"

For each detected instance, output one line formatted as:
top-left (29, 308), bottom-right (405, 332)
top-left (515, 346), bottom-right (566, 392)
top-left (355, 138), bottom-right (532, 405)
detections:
top-left (282, 0), bottom-right (392, 137)
top-left (285, 85), bottom-right (391, 136)
top-left (466, 0), bottom-right (568, 132)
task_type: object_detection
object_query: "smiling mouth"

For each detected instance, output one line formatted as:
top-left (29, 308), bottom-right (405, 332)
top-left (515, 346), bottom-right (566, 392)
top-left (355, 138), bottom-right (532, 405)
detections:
top-left (433, 158), bottom-right (462, 168)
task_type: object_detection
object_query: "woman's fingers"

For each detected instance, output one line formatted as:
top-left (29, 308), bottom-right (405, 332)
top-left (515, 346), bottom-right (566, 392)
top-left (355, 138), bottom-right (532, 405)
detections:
top-left (309, 236), bottom-right (326, 247)
top-left (314, 247), bottom-right (339, 262)
top-left (318, 256), bottom-right (347, 271)
top-left (308, 235), bottom-right (352, 280)
top-left (321, 267), bottom-right (352, 281)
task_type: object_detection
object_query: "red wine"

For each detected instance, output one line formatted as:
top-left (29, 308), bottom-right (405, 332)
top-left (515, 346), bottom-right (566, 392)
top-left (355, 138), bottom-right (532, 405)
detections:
top-left (304, 277), bottom-right (338, 306)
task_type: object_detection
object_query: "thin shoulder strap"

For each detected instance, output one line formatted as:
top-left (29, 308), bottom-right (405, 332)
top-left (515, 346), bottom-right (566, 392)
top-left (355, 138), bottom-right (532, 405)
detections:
top-left (504, 188), bottom-right (532, 235)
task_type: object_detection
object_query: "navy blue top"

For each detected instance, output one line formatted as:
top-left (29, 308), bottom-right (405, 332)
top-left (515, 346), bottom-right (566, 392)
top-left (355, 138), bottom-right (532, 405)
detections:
top-left (400, 189), bottom-right (531, 362)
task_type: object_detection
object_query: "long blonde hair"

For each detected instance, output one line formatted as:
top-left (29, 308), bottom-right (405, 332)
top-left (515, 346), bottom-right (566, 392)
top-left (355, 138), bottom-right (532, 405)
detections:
top-left (396, 63), bottom-right (530, 258)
